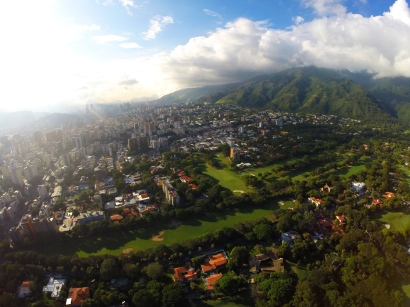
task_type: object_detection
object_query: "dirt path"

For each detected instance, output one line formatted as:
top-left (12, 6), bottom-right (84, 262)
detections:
top-left (152, 231), bottom-right (164, 241)
top-left (122, 247), bottom-right (133, 254)
top-left (233, 190), bottom-right (245, 193)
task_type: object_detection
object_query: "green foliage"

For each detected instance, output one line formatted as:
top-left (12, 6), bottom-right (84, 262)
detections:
top-left (144, 262), bottom-right (164, 280)
top-left (200, 67), bottom-right (395, 121)
top-left (100, 258), bottom-right (118, 281)
top-left (229, 246), bottom-right (250, 268)
top-left (253, 223), bottom-right (271, 241)
top-left (161, 283), bottom-right (184, 307)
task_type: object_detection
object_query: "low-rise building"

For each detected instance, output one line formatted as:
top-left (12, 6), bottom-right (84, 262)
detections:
top-left (66, 287), bottom-right (89, 306)
top-left (43, 276), bottom-right (66, 298)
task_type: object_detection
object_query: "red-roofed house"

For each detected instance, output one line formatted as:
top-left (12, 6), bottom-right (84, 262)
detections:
top-left (173, 264), bottom-right (197, 284)
top-left (18, 281), bottom-right (31, 298)
top-left (383, 192), bottom-right (396, 200)
top-left (110, 214), bottom-right (123, 222)
top-left (188, 184), bottom-right (198, 190)
top-left (320, 184), bottom-right (333, 193)
top-left (372, 199), bottom-right (383, 206)
top-left (201, 253), bottom-right (227, 274)
top-left (177, 171), bottom-right (186, 177)
top-left (308, 197), bottom-right (324, 207)
top-left (66, 287), bottom-right (89, 306)
top-left (180, 176), bottom-right (194, 183)
top-left (336, 215), bottom-right (346, 226)
top-left (205, 273), bottom-right (223, 290)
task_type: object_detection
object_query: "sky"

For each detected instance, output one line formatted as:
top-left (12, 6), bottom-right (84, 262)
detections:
top-left (0, 0), bottom-right (409, 112)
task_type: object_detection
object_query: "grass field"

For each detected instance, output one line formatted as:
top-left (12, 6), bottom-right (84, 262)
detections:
top-left (196, 293), bottom-right (254, 307)
top-left (372, 211), bottom-right (410, 232)
top-left (400, 165), bottom-right (410, 186)
top-left (39, 199), bottom-right (297, 257)
top-left (204, 155), bottom-right (368, 193)
top-left (203, 157), bottom-right (250, 192)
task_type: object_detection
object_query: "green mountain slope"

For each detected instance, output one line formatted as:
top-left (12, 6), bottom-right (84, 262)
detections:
top-left (155, 83), bottom-right (241, 104)
top-left (197, 67), bottom-right (393, 120)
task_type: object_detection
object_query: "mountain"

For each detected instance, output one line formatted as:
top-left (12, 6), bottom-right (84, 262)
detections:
top-left (154, 83), bottom-right (242, 105)
top-left (0, 111), bottom-right (48, 130)
top-left (194, 67), bottom-right (394, 121)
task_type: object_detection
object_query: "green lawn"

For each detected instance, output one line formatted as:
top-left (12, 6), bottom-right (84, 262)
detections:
top-left (196, 293), bottom-right (255, 307)
top-left (38, 200), bottom-right (297, 257)
top-left (203, 163), bottom-right (250, 192)
top-left (400, 165), bottom-right (410, 186)
top-left (372, 211), bottom-right (410, 232)
top-left (287, 261), bottom-right (309, 280)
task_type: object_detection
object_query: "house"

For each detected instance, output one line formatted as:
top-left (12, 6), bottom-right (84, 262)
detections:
top-left (66, 287), bottom-right (89, 306)
top-left (351, 181), bottom-right (366, 192)
top-left (308, 197), bottom-right (324, 207)
top-left (173, 263), bottom-right (197, 283)
top-left (110, 214), bottom-right (123, 222)
top-left (383, 192), bottom-right (396, 199)
top-left (180, 176), bottom-right (194, 183)
top-left (281, 231), bottom-right (301, 248)
top-left (188, 184), bottom-right (198, 190)
top-left (372, 199), bottom-right (383, 206)
top-left (17, 281), bottom-right (31, 299)
top-left (201, 253), bottom-right (228, 274)
top-left (336, 215), bottom-right (346, 225)
top-left (320, 184), bottom-right (333, 193)
top-left (43, 276), bottom-right (66, 298)
top-left (248, 248), bottom-right (284, 274)
top-left (204, 273), bottom-right (223, 290)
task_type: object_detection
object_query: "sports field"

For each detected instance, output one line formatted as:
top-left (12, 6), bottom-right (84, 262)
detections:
top-left (38, 199), bottom-right (297, 257)
top-left (373, 211), bottom-right (410, 232)
top-left (196, 293), bottom-right (254, 307)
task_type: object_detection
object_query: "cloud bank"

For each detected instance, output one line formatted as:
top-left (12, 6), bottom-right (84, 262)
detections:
top-left (3, 0), bottom-right (410, 110)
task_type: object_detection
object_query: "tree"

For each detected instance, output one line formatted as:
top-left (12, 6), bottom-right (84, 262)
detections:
top-left (146, 280), bottom-right (165, 307)
top-left (81, 298), bottom-right (100, 307)
top-left (132, 289), bottom-right (153, 307)
top-left (145, 262), bottom-right (164, 280)
top-left (100, 258), bottom-right (118, 281)
top-left (254, 223), bottom-right (271, 241)
top-left (229, 246), bottom-right (250, 268)
top-left (214, 273), bottom-right (239, 296)
top-left (162, 283), bottom-right (184, 307)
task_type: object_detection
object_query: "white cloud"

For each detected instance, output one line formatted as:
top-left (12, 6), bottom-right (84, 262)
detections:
top-left (302, 0), bottom-right (347, 16)
top-left (292, 16), bottom-right (305, 25)
top-left (96, 0), bottom-right (114, 5)
top-left (119, 42), bottom-right (142, 48)
top-left (4, 0), bottom-right (410, 111)
top-left (93, 35), bottom-right (129, 44)
top-left (203, 9), bottom-right (222, 19)
top-left (119, 0), bottom-right (140, 15)
top-left (143, 15), bottom-right (174, 40)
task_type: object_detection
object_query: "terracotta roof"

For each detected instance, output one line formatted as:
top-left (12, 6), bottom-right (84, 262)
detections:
top-left (201, 253), bottom-right (227, 272)
top-left (173, 266), bottom-right (197, 282)
top-left (206, 273), bottom-right (223, 290)
top-left (110, 214), bottom-right (123, 221)
top-left (68, 287), bottom-right (89, 306)
top-left (21, 281), bottom-right (30, 287)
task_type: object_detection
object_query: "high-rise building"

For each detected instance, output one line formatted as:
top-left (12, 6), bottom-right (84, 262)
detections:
top-left (128, 136), bottom-right (149, 153)
top-left (9, 166), bottom-right (24, 187)
top-left (33, 131), bottom-right (43, 144)
top-left (20, 215), bottom-right (35, 234)
top-left (38, 185), bottom-right (48, 200)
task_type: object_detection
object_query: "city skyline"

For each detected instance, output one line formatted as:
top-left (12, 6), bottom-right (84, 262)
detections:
top-left (0, 0), bottom-right (407, 112)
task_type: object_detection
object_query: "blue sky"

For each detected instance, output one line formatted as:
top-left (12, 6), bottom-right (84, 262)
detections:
top-left (0, 0), bottom-right (407, 112)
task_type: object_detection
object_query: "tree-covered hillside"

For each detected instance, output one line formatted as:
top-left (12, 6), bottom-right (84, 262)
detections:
top-left (195, 67), bottom-right (394, 121)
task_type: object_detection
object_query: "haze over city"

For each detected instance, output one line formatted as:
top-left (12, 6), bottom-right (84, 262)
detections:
top-left (0, 0), bottom-right (409, 112)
